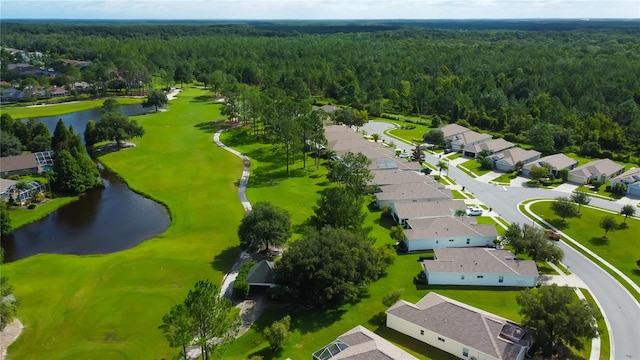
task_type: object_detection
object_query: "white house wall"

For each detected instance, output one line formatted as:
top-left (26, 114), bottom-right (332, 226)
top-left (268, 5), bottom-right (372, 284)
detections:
top-left (424, 271), bottom-right (537, 287)
top-left (386, 313), bottom-right (500, 360)
top-left (567, 173), bottom-right (588, 185)
top-left (404, 236), bottom-right (494, 252)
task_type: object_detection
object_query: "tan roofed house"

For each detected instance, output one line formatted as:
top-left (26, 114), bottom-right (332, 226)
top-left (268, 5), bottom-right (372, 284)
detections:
top-left (325, 125), bottom-right (363, 143)
top-left (421, 248), bottom-right (539, 287)
top-left (328, 138), bottom-right (377, 153)
top-left (568, 158), bottom-right (625, 185)
top-left (402, 217), bottom-right (498, 252)
top-left (522, 153), bottom-right (578, 177)
top-left (0, 154), bottom-right (40, 177)
top-left (312, 325), bottom-right (419, 360)
top-left (449, 130), bottom-right (492, 152)
top-left (386, 292), bottom-right (533, 360)
top-left (390, 200), bottom-right (467, 227)
top-left (489, 148), bottom-right (541, 172)
top-left (440, 123), bottom-right (471, 139)
top-left (611, 167), bottom-right (640, 197)
top-left (375, 182), bottom-right (452, 209)
top-left (465, 138), bottom-right (514, 158)
top-left (370, 169), bottom-right (436, 186)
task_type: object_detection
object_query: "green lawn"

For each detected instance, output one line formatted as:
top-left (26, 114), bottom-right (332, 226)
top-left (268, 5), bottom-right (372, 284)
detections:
top-left (218, 131), bottom-right (527, 360)
top-left (529, 201), bottom-right (640, 288)
top-left (9, 196), bottom-right (78, 229)
top-left (459, 159), bottom-right (492, 177)
top-left (491, 172), bottom-right (519, 185)
top-left (575, 183), bottom-right (623, 200)
top-left (445, 152), bottom-right (463, 160)
top-left (0, 97), bottom-right (143, 119)
top-left (370, 118), bottom-right (431, 144)
top-left (3, 89), bottom-right (246, 360)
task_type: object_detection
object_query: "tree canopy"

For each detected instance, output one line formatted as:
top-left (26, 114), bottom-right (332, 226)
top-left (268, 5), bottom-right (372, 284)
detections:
top-left (309, 187), bottom-right (367, 233)
top-left (505, 223), bottom-right (564, 263)
top-left (517, 284), bottom-right (598, 357)
top-left (143, 89), bottom-right (168, 111)
top-left (329, 151), bottom-right (373, 195)
top-left (91, 111), bottom-right (145, 147)
top-left (274, 227), bottom-right (394, 309)
top-left (237, 202), bottom-right (292, 251)
top-left (550, 197), bottom-right (579, 222)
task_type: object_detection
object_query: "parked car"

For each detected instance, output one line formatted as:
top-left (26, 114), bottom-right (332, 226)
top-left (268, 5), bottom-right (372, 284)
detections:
top-left (399, 152), bottom-right (410, 158)
top-left (466, 207), bottom-right (482, 216)
top-left (545, 229), bottom-right (561, 241)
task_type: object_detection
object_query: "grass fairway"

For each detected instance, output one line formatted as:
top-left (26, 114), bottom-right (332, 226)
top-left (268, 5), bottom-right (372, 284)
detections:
top-left (1, 97), bottom-right (143, 119)
top-left (529, 201), bottom-right (640, 288)
top-left (218, 131), bottom-right (524, 360)
top-left (2, 89), bottom-right (246, 359)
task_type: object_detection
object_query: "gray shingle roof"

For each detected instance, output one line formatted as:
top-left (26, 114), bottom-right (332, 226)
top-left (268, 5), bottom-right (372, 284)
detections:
top-left (424, 248), bottom-right (539, 276)
top-left (404, 217), bottom-right (498, 239)
top-left (0, 154), bottom-right (39, 173)
top-left (245, 260), bottom-right (276, 285)
top-left (314, 325), bottom-right (419, 360)
top-left (376, 183), bottom-right (451, 202)
top-left (451, 130), bottom-right (492, 146)
top-left (569, 158), bottom-right (625, 178)
top-left (468, 138), bottom-right (514, 154)
top-left (612, 167), bottom-right (640, 184)
top-left (370, 169), bottom-right (436, 186)
top-left (393, 200), bottom-right (466, 219)
top-left (490, 148), bottom-right (541, 166)
top-left (523, 153), bottom-right (578, 171)
top-left (386, 293), bottom-right (532, 360)
top-left (440, 123), bottom-right (471, 139)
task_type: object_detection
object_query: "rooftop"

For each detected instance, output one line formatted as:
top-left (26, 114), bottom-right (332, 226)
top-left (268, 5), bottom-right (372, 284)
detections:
top-left (523, 153), bottom-right (578, 171)
top-left (451, 130), bottom-right (492, 146)
top-left (393, 200), bottom-right (466, 219)
top-left (386, 292), bottom-right (532, 360)
top-left (424, 247), bottom-right (539, 276)
top-left (376, 182), bottom-right (451, 202)
top-left (370, 169), bottom-right (435, 186)
top-left (569, 158), bottom-right (625, 177)
top-left (440, 123), bottom-right (471, 139)
top-left (490, 148), bottom-right (541, 166)
top-left (312, 325), bottom-right (418, 360)
top-left (468, 138), bottom-right (514, 154)
top-left (612, 167), bottom-right (640, 185)
top-left (404, 216), bottom-right (498, 240)
top-left (0, 153), bottom-right (39, 173)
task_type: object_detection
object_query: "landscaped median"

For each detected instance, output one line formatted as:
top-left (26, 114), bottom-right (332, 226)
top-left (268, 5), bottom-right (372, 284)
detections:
top-left (519, 199), bottom-right (640, 303)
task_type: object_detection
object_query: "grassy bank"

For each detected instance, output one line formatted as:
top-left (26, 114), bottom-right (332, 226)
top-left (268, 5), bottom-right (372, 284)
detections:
top-left (3, 89), bottom-right (245, 359)
top-left (1, 97), bottom-right (143, 119)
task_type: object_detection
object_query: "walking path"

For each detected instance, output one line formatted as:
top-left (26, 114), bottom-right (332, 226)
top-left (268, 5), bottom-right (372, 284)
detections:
top-left (0, 319), bottom-right (23, 360)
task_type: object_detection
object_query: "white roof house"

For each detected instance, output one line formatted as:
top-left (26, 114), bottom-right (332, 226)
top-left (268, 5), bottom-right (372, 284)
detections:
top-left (375, 182), bottom-right (452, 209)
top-left (390, 200), bottom-right (467, 227)
top-left (568, 158), bottom-right (626, 185)
top-left (386, 292), bottom-right (533, 360)
top-left (610, 167), bottom-right (640, 197)
top-left (370, 169), bottom-right (435, 186)
top-left (440, 123), bottom-right (471, 139)
top-left (401, 217), bottom-right (498, 252)
top-left (449, 130), bottom-right (492, 152)
top-left (312, 325), bottom-right (418, 360)
top-left (465, 138), bottom-right (514, 158)
top-left (521, 153), bottom-right (578, 177)
top-left (421, 248), bottom-right (539, 287)
top-left (489, 148), bottom-right (541, 172)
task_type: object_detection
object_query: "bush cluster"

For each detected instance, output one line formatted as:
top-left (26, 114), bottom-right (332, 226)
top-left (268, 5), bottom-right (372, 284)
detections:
top-left (232, 261), bottom-right (256, 299)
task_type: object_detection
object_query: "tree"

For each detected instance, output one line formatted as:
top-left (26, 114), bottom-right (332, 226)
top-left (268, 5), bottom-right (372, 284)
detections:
top-left (437, 160), bottom-right (448, 177)
top-left (599, 216), bottom-right (617, 239)
top-left (382, 289), bottom-right (403, 307)
top-left (523, 225), bottom-right (564, 263)
top-left (412, 145), bottom-right (425, 164)
top-left (505, 223), bottom-right (527, 255)
top-left (517, 284), bottom-right (598, 357)
top-left (570, 192), bottom-right (591, 213)
top-left (329, 152), bottom-right (373, 196)
top-left (620, 204), bottom-right (636, 223)
top-left (550, 196), bottom-right (579, 223)
top-left (237, 202), bottom-right (291, 251)
top-left (528, 165), bottom-right (549, 181)
top-left (558, 168), bottom-right (569, 182)
top-left (84, 120), bottom-right (99, 147)
top-left (102, 98), bottom-right (122, 113)
top-left (263, 315), bottom-right (291, 350)
top-left (0, 202), bottom-right (11, 237)
top-left (371, 133), bottom-right (380, 142)
top-left (159, 303), bottom-right (193, 360)
top-left (309, 187), bottom-right (366, 233)
top-left (143, 89), bottom-right (168, 112)
top-left (183, 280), bottom-right (241, 360)
top-left (0, 248), bottom-right (19, 331)
top-left (52, 119), bottom-right (71, 152)
top-left (389, 225), bottom-right (405, 243)
top-left (423, 129), bottom-right (444, 146)
top-left (274, 227), bottom-right (394, 309)
top-left (479, 156), bottom-right (493, 170)
top-left (95, 111), bottom-right (145, 147)
top-left (174, 64), bottom-right (194, 87)
top-left (50, 150), bottom-right (85, 194)
top-left (527, 122), bottom-right (555, 155)
top-left (0, 132), bottom-right (22, 156)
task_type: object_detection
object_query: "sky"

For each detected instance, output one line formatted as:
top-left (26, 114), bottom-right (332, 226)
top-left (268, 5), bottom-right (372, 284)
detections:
top-left (1, 0), bottom-right (638, 20)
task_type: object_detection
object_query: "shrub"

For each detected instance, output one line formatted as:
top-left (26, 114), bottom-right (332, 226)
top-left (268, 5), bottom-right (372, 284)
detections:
top-left (591, 180), bottom-right (604, 191)
top-left (263, 315), bottom-right (291, 350)
top-left (232, 261), bottom-right (256, 299)
top-left (27, 203), bottom-right (37, 209)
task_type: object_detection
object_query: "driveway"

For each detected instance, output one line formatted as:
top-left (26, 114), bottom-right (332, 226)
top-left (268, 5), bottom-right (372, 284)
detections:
top-left (362, 121), bottom-right (640, 360)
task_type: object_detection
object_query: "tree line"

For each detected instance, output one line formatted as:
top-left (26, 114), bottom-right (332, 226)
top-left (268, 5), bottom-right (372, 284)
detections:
top-left (2, 22), bottom-right (639, 159)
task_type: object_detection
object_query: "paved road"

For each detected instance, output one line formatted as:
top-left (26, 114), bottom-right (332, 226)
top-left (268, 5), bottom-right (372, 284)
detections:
top-left (363, 121), bottom-right (640, 360)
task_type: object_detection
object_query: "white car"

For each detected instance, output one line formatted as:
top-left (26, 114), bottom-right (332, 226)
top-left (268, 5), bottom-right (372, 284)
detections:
top-left (398, 153), bottom-right (410, 158)
top-left (467, 207), bottom-right (483, 216)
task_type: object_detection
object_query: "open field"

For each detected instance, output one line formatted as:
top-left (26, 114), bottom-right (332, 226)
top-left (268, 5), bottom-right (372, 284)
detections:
top-left (0, 97), bottom-right (143, 119)
top-left (529, 201), bottom-right (640, 288)
top-left (2, 89), bottom-right (245, 359)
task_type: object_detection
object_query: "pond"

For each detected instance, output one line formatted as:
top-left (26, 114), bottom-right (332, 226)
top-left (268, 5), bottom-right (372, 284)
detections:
top-left (1, 104), bottom-right (171, 263)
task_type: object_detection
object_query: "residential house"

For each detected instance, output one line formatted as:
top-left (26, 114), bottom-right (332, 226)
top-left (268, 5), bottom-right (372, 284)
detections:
top-left (449, 130), bottom-right (492, 152)
top-left (313, 104), bottom-right (339, 114)
top-left (0, 179), bottom-right (18, 201)
top-left (421, 248), bottom-right (539, 287)
top-left (0, 154), bottom-right (41, 177)
top-left (610, 167), bottom-right (640, 197)
top-left (522, 153), bottom-right (579, 177)
top-left (0, 180), bottom-right (48, 204)
top-left (376, 182), bottom-right (452, 209)
top-left (245, 260), bottom-right (276, 288)
top-left (370, 169), bottom-right (436, 186)
top-left (328, 138), bottom-right (377, 154)
top-left (386, 292), bottom-right (533, 360)
top-left (568, 158), bottom-right (626, 185)
top-left (390, 200), bottom-right (467, 227)
top-left (464, 138), bottom-right (514, 158)
top-left (402, 217), bottom-right (498, 252)
top-left (312, 325), bottom-right (419, 360)
top-left (325, 125), bottom-right (362, 143)
top-left (62, 59), bottom-right (92, 67)
top-left (440, 123), bottom-right (471, 140)
top-left (48, 85), bottom-right (69, 98)
top-left (489, 148), bottom-right (541, 172)
top-left (0, 88), bottom-right (24, 102)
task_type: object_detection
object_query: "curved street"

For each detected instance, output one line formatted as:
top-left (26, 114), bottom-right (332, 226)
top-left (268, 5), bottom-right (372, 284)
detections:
top-left (362, 121), bottom-right (640, 360)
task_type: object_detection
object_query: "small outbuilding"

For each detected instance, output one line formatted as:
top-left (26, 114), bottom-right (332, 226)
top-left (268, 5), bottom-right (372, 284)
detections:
top-left (245, 260), bottom-right (276, 288)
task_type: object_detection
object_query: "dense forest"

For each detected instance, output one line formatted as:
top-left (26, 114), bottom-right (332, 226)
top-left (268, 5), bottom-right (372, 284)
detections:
top-left (2, 21), bottom-right (639, 159)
